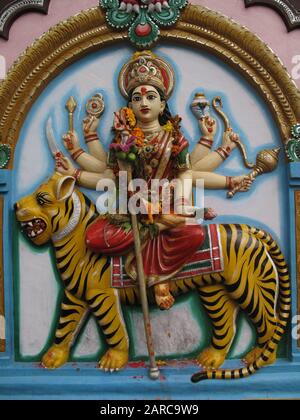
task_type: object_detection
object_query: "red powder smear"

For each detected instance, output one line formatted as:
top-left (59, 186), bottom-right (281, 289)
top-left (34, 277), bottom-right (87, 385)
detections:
top-left (132, 375), bottom-right (144, 379)
top-left (37, 362), bottom-right (45, 369)
top-left (159, 375), bottom-right (167, 381)
top-left (141, 86), bottom-right (148, 95)
top-left (156, 359), bottom-right (198, 368)
top-left (128, 361), bottom-right (147, 368)
top-left (176, 359), bottom-right (198, 366)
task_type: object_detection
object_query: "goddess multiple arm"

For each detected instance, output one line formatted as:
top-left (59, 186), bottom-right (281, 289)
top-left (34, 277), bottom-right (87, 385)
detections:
top-left (190, 108), bottom-right (252, 191)
top-left (56, 99), bottom-right (252, 194)
top-left (56, 113), bottom-right (115, 189)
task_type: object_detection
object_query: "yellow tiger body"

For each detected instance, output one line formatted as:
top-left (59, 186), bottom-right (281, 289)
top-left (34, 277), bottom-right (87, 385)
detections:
top-left (15, 173), bottom-right (291, 381)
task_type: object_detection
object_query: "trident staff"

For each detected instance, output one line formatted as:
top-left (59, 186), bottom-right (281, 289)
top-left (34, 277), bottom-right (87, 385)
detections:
top-left (63, 96), bottom-right (160, 380)
top-left (113, 109), bottom-right (160, 380)
top-left (125, 162), bottom-right (160, 380)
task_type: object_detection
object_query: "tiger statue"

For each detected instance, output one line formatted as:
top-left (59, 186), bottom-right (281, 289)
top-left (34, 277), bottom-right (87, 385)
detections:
top-left (15, 172), bottom-right (291, 382)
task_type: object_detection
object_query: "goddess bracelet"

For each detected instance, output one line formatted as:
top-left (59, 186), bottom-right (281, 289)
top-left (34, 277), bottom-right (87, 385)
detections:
top-left (226, 176), bottom-right (234, 190)
top-left (215, 146), bottom-right (232, 160)
top-left (198, 137), bottom-right (214, 149)
top-left (71, 149), bottom-right (85, 161)
top-left (85, 133), bottom-right (99, 144)
top-left (73, 169), bottom-right (82, 183)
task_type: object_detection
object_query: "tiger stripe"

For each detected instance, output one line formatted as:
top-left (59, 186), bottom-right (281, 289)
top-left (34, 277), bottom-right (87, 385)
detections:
top-left (54, 289), bottom-right (88, 346)
top-left (51, 205), bottom-right (289, 379)
top-left (16, 176), bottom-right (290, 376)
top-left (192, 225), bottom-right (291, 382)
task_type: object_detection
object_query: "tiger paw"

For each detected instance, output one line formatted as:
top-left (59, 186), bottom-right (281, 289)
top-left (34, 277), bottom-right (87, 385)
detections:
top-left (196, 346), bottom-right (226, 369)
top-left (243, 346), bottom-right (276, 366)
top-left (42, 344), bottom-right (70, 369)
top-left (99, 348), bottom-right (129, 372)
top-left (243, 347), bottom-right (263, 366)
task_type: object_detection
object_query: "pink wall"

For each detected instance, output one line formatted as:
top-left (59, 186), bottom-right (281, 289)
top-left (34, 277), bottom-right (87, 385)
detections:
top-left (0, 0), bottom-right (299, 87)
top-left (199, 0), bottom-right (300, 87)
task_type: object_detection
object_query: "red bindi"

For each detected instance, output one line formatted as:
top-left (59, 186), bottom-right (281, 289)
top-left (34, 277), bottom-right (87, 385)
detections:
top-left (140, 86), bottom-right (148, 96)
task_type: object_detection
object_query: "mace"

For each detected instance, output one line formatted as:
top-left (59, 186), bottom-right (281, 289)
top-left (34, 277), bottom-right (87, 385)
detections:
top-left (212, 97), bottom-right (281, 198)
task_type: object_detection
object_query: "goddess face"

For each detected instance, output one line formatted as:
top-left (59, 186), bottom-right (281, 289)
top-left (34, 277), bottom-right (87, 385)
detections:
top-left (129, 85), bottom-right (166, 124)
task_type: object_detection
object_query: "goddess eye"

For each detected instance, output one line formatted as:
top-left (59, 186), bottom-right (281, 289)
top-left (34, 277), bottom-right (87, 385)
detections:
top-left (147, 94), bottom-right (157, 101)
top-left (132, 96), bottom-right (141, 102)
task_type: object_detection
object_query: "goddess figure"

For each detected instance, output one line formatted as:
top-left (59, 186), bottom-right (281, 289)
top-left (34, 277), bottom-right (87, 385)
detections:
top-left (55, 51), bottom-right (252, 310)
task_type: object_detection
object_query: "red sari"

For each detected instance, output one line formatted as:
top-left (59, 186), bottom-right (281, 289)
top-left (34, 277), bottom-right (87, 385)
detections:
top-left (85, 129), bottom-right (205, 285)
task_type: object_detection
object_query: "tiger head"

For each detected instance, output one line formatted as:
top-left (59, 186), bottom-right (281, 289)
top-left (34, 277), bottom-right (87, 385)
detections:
top-left (15, 172), bottom-right (77, 245)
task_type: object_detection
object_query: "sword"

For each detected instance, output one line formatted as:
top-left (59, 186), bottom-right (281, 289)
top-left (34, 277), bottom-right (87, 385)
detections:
top-left (46, 117), bottom-right (68, 170)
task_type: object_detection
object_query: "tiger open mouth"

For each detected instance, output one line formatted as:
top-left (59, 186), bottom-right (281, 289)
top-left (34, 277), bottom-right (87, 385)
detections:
top-left (20, 218), bottom-right (47, 239)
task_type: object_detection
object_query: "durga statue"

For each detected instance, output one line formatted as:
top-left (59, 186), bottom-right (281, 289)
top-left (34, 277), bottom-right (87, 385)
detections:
top-left (54, 50), bottom-right (256, 310)
top-left (13, 34), bottom-right (290, 381)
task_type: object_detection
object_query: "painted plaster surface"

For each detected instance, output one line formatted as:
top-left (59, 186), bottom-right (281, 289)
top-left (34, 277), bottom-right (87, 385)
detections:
top-left (0, 2), bottom-right (295, 398)
top-left (13, 44), bottom-right (288, 359)
top-left (200, 0), bottom-right (300, 87)
top-left (0, 0), bottom-right (298, 88)
top-left (0, 315), bottom-right (5, 340)
top-left (130, 304), bottom-right (203, 357)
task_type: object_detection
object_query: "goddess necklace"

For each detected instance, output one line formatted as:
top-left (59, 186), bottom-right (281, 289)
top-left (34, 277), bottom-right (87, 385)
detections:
top-left (144, 128), bottom-right (164, 142)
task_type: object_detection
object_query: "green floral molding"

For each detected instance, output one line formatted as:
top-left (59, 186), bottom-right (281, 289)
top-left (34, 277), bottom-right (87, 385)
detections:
top-left (285, 124), bottom-right (300, 162)
top-left (0, 144), bottom-right (11, 169)
top-left (99, 0), bottom-right (188, 47)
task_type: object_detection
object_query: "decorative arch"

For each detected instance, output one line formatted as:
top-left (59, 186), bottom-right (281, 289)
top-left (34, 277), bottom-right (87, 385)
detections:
top-left (0, 4), bottom-right (299, 170)
top-left (0, 0), bottom-right (51, 40)
top-left (0, 5), bottom-right (300, 168)
top-left (244, 0), bottom-right (300, 32)
top-left (0, 4), bottom-right (300, 398)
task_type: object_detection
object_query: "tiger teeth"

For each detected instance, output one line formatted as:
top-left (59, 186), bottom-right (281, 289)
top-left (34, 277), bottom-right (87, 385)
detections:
top-left (20, 219), bottom-right (46, 238)
top-left (29, 230), bottom-right (45, 238)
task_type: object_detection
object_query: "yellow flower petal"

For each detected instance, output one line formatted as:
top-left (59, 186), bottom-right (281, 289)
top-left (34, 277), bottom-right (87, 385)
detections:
top-left (163, 121), bottom-right (174, 132)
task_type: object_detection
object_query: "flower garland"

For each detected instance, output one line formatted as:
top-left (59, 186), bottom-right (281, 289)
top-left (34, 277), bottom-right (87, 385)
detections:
top-left (169, 115), bottom-right (183, 156)
top-left (109, 108), bottom-right (184, 224)
top-left (110, 107), bottom-right (182, 164)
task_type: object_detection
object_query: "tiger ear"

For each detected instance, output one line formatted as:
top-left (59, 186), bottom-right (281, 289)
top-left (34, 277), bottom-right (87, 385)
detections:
top-left (56, 176), bottom-right (76, 201)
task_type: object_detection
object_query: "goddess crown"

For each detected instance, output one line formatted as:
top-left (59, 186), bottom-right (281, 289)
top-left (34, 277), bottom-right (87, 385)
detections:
top-left (118, 51), bottom-right (175, 101)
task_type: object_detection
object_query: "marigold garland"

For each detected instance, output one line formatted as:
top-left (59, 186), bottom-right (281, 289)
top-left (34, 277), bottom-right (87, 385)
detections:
top-left (110, 107), bottom-right (183, 161)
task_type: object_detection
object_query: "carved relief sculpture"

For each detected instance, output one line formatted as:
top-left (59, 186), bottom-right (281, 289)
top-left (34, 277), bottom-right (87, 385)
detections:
top-left (245, 0), bottom-right (300, 31)
top-left (15, 50), bottom-right (291, 382)
top-left (0, 0), bottom-right (51, 40)
top-left (1, 2), bottom-right (300, 397)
